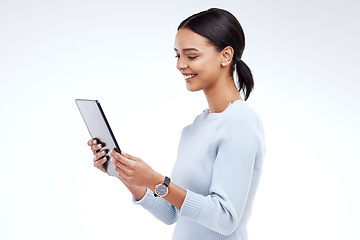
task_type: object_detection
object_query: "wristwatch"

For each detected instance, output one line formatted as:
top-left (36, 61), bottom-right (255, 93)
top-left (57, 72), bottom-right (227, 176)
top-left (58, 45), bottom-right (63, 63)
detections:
top-left (154, 176), bottom-right (171, 197)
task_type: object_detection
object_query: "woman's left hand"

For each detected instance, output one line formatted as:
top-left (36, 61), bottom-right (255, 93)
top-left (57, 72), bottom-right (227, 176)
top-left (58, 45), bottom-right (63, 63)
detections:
top-left (110, 150), bottom-right (161, 189)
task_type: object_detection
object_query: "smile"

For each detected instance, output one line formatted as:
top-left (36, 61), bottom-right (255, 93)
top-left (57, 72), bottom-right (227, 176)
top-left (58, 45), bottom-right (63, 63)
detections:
top-left (183, 74), bottom-right (197, 81)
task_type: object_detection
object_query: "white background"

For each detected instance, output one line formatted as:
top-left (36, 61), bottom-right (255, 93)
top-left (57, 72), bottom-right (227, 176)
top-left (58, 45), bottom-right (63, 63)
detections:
top-left (1, 0), bottom-right (359, 239)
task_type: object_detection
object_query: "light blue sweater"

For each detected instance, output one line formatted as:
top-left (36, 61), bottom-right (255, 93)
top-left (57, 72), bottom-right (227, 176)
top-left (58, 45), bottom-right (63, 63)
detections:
top-left (133, 100), bottom-right (265, 239)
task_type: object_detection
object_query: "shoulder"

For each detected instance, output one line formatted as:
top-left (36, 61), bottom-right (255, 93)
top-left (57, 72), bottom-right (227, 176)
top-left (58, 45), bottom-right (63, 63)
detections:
top-left (218, 101), bottom-right (265, 148)
top-left (219, 101), bottom-right (266, 158)
top-left (223, 100), bottom-right (263, 128)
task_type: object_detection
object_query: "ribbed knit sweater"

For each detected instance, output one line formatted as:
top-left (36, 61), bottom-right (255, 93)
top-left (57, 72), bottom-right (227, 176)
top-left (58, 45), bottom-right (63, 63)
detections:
top-left (133, 100), bottom-right (265, 239)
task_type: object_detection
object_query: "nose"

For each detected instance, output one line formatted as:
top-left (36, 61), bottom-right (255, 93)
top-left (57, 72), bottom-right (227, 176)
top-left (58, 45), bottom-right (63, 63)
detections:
top-left (176, 57), bottom-right (188, 72)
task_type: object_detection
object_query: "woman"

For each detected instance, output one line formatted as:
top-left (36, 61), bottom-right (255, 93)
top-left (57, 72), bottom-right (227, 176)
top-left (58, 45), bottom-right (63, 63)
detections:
top-left (88, 8), bottom-right (265, 240)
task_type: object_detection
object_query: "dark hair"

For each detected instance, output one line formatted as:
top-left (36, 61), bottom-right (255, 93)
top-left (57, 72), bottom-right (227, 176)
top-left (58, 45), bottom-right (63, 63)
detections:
top-left (178, 8), bottom-right (254, 100)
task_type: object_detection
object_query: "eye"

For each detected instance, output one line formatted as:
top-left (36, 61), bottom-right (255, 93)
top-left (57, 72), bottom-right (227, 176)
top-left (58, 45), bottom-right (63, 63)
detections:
top-left (188, 56), bottom-right (197, 60)
top-left (175, 55), bottom-right (180, 59)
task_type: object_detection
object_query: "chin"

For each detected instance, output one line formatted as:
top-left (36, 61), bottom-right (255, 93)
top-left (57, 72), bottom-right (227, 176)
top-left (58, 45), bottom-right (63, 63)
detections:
top-left (186, 82), bottom-right (204, 92)
top-left (186, 85), bottom-right (202, 92)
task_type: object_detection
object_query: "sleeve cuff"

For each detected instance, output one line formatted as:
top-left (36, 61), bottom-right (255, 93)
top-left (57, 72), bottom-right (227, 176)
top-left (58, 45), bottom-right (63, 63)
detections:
top-left (179, 190), bottom-right (204, 220)
top-left (132, 188), bottom-right (155, 209)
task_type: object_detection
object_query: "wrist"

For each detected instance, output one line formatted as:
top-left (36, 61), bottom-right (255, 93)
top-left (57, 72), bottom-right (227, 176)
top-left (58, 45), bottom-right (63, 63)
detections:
top-left (149, 171), bottom-right (164, 192)
top-left (154, 176), bottom-right (171, 198)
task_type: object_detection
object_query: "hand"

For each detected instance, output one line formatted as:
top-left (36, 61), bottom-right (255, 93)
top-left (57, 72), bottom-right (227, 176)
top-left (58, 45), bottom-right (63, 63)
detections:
top-left (110, 150), bottom-right (162, 189)
top-left (87, 139), bottom-right (108, 173)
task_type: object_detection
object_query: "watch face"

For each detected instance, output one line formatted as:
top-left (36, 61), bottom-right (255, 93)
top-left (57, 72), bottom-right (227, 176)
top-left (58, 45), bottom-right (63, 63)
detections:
top-left (155, 184), bottom-right (168, 197)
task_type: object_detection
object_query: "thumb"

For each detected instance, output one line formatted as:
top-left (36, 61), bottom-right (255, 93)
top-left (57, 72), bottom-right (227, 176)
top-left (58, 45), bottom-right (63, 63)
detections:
top-left (121, 151), bottom-right (137, 160)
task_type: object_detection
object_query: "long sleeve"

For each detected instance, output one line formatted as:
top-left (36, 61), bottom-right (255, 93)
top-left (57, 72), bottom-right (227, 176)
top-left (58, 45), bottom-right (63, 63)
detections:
top-left (132, 188), bottom-right (178, 225)
top-left (178, 112), bottom-right (264, 235)
top-left (132, 100), bottom-right (265, 240)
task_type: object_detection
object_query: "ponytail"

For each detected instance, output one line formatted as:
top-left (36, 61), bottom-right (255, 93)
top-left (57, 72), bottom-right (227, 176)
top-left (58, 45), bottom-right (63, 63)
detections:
top-left (235, 59), bottom-right (254, 101)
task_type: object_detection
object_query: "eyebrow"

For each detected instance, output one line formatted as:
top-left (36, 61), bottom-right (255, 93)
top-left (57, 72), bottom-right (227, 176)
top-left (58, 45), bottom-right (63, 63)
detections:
top-left (174, 48), bottom-right (199, 52)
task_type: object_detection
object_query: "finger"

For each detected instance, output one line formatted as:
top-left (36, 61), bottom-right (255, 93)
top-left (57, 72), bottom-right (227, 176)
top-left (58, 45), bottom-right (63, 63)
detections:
top-left (94, 155), bottom-right (108, 167)
top-left (91, 143), bottom-right (104, 154)
top-left (93, 150), bottom-right (108, 162)
top-left (114, 165), bottom-right (132, 184)
top-left (113, 158), bottom-right (133, 183)
top-left (94, 156), bottom-right (108, 173)
top-left (112, 158), bottom-right (128, 177)
top-left (110, 150), bottom-right (134, 167)
top-left (121, 152), bottom-right (138, 161)
top-left (87, 139), bottom-right (96, 146)
top-left (110, 153), bottom-right (132, 176)
top-left (114, 164), bottom-right (127, 177)
top-left (112, 149), bottom-right (136, 162)
top-left (88, 138), bottom-right (102, 146)
top-left (110, 152), bottom-right (129, 170)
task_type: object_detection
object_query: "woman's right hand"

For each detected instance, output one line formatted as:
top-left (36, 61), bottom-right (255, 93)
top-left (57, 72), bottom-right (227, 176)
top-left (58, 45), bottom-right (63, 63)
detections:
top-left (87, 139), bottom-right (108, 173)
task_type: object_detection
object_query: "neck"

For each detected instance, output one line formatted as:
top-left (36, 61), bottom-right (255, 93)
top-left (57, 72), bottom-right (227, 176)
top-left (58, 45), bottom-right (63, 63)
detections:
top-left (203, 77), bottom-right (242, 113)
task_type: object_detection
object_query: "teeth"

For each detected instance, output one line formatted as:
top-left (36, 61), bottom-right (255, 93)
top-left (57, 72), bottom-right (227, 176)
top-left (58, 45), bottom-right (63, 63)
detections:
top-left (184, 74), bottom-right (197, 80)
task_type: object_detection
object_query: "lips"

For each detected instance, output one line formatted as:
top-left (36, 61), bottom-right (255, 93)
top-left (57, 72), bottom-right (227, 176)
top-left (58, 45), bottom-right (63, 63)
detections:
top-left (183, 74), bottom-right (197, 81)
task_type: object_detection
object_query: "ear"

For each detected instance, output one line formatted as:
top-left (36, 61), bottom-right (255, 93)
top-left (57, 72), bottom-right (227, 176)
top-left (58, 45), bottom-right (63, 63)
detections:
top-left (220, 46), bottom-right (234, 67)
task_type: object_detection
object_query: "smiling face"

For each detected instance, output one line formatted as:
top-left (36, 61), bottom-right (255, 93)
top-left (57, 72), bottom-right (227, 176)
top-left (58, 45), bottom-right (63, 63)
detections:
top-left (174, 28), bottom-right (227, 92)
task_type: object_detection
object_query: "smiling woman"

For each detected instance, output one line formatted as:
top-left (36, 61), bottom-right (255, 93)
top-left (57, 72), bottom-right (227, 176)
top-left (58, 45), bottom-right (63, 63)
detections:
top-left (175, 8), bottom-right (254, 101)
top-left (88, 8), bottom-right (265, 240)
top-left (174, 28), bottom-right (229, 93)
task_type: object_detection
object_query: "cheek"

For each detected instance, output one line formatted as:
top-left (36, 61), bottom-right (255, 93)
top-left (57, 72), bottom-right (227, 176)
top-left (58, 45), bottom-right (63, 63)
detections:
top-left (187, 64), bottom-right (220, 91)
top-left (197, 60), bottom-right (221, 80)
top-left (193, 58), bottom-right (219, 75)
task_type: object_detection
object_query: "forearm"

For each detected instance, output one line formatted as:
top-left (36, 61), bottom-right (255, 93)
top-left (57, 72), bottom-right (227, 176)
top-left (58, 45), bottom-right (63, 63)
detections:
top-left (110, 150), bottom-right (186, 209)
top-left (149, 172), bottom-right (186, 211)
top-left (163, 182), bottom-right (187, 210)
top-left (128, 172), bottom-right (184, 225)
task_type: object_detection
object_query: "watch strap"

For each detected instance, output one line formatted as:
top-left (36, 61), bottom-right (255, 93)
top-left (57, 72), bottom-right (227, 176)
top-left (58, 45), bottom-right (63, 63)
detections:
top-left (163, 176), bottom-right (171, 187)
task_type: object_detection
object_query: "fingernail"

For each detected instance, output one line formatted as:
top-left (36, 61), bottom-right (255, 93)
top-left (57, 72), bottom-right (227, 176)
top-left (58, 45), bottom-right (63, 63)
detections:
top-left (122, 151), bottom-right (127, 155)
top-left (93, 140), bottom-right (97, 144)
top-left (98, 144), bottom-right (102, 148)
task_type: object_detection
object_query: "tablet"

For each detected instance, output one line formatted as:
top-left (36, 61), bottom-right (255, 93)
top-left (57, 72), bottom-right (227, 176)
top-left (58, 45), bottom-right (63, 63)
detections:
top-left (75, 99), bottom-right (120, 177)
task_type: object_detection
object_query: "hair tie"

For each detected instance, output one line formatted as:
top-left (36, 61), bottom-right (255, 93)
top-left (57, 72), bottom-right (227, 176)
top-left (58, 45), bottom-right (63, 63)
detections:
top-left (235, 53), bottom-right (242, 62)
